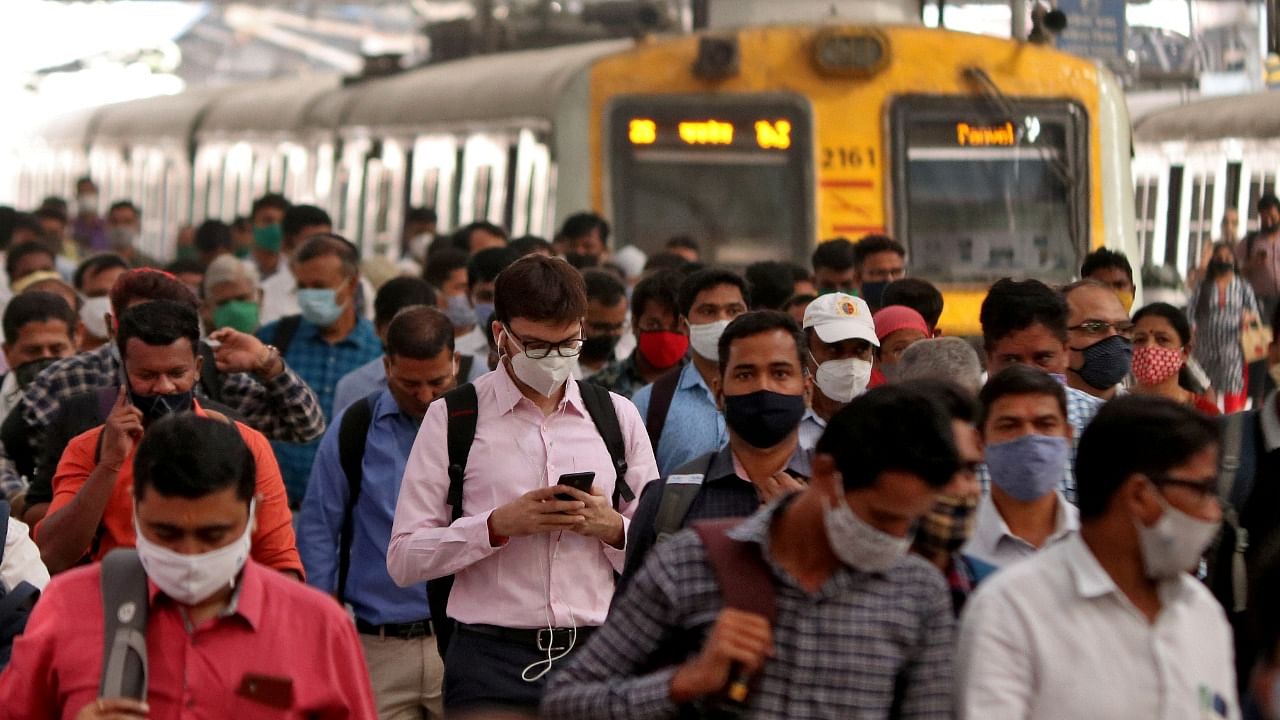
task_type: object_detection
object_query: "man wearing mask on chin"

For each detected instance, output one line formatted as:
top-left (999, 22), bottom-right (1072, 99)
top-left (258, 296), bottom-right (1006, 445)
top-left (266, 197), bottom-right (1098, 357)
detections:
top-left (633, 269), bottom-right (749, 476)
top-left (963, 365), bottom-right (1078, 570)
top-left (793, 292), bottom-right (877, 477)
top-left (543, 385), bottom-right (960, 720)
top-left (388, 255), bottom-right (657, 714)
top-left (256, 235), bottom-right (381, 506)
top-left (0, 414), bottom-right (376, 718)
top-left (958, 396), bottom-right (1237, 720)
top-left (619, 311), bottom-right (811, 591)
top-left (1062, 279), bottom-right (1134, 401)
top-left (34, 301), bottom-right (301, 577)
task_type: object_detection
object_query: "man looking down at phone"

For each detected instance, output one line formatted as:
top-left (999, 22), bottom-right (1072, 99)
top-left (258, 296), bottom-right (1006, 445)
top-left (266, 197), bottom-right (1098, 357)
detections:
top-left (619, 310), bottom-right (811, 592)
top-left (388, 255), bottom-right (658, 715)
top-left (34, 300), bottom-right (300, 577)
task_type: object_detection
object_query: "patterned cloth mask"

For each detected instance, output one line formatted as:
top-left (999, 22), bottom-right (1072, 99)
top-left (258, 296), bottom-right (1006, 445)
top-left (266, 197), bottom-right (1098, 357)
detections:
top-left (1131, 345), bottom-right (1184, 386)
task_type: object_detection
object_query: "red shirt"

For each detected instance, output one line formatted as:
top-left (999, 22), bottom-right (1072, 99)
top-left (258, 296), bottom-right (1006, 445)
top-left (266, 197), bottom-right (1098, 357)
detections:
top-left (39, 402), bottom-right (302, 576)
top-left (0, 560), bottom-right (376, 719)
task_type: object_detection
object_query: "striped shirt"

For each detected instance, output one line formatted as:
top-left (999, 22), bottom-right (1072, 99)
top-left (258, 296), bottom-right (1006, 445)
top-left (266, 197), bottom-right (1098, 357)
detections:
top-left (1189, 274), bottom-right (1260, 395)
top-left (542, 498), bottom-right (955, 720)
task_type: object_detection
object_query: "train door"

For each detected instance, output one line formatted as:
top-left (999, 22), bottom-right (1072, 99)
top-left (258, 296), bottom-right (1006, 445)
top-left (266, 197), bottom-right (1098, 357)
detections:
top-left (335, 137), bottom-right (372, 243)
top-left (458, 134), bottom-right (510, 228)
top-left (193, 145), bottom-right (225, 223)
top-left (511, 129), bottom-right (553, 238)
top-left (359, 138), bottom-right (407, 258)
top-left (1179, 157), bottom-right (1225, 276)
top-left (1131, 155), bottom-right (1167, 269)
top-left (281, 143), bottom-right (314, 205)
top-left (409, 136), bottom-right (458, 232)
top-left (222, 143), bottom-right (255, 221)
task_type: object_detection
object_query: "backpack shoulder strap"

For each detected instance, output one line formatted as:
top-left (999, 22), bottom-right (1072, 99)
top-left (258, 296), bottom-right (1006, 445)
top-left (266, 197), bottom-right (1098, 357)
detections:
top-left (272, 315), bottom-right (303, 357)
top-left (443, 383), bottom-right (479, 523)
top-left (197, 342), bottom-right (223, 404)
top-left (692, 518), bottom-right (777, 623)
top-left (99, 549), bottom-right (149, 701)
top-left (577, 381), bottom-right (634, 507)
top-left (335, 392), bottom-right (379, 602)
top-left (654, 452), bottom-right (717, 543)
top-left (458, 354), bottom-right (474, 383)
top-left (645, 365), bottom-right (683, 453)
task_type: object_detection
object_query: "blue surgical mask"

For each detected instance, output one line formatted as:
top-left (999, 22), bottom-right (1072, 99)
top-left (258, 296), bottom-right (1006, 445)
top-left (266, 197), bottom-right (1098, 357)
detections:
top-left (444, 294), bottom-right (476, 328)
top-left (985, 434), bottom-right (1069, 502)
top-left (297, 288), bottom-right (345, 327)
top-left (472, 302), bottom-right (495, 327)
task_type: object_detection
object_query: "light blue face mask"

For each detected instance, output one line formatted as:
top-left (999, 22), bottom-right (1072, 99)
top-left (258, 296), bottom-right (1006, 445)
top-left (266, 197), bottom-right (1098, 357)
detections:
top-left (444, 293), bottom-right (476, 328)
top-left (298, 287), bottom-right (345, 327)
top-left (985, 433), bottom-right (1070, 502)
top-left (472, 302), bottom-right (496, 328)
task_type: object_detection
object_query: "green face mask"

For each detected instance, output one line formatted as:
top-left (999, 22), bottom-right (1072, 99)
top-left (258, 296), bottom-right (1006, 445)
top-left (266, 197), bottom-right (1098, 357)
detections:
top-left (212, 300), bottom-right (260, 334)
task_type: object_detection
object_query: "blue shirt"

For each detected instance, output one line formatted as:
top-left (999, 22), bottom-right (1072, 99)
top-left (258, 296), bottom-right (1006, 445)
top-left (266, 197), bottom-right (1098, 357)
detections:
top-left (257, 316), bottom-right (381, 504)
top-left (631, 363), bottom-right (727, 477)
top-left (296, 388), bottom-right (428, 625)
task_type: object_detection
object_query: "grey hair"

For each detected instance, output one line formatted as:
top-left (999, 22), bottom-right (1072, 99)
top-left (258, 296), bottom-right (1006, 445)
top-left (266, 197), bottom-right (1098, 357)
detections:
top-left (202, 255), bottom-right (260, 298)
top-left (896, 337), bottom-right (984, 396)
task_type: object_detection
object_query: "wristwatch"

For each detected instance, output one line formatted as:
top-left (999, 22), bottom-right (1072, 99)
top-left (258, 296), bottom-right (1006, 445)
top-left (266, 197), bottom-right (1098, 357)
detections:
top-left (255, 344), bottom-right (283, 378)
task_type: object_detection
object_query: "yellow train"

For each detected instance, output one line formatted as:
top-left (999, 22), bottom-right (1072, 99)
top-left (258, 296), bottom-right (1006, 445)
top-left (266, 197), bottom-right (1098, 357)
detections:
top-left (16, 23), bottom-right (1136, 335)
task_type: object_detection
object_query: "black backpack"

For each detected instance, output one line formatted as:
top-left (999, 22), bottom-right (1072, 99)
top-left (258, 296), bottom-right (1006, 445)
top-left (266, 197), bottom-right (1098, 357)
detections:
top-left (0, 501), bottom-right (40, 669)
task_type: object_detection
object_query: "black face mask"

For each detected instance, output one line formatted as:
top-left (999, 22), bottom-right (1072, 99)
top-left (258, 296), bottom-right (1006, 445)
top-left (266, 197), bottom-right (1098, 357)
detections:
top-left (859, 281), bottom-right (890, 310)
top-left (128, 386), bottom-right (195, 423)
top-left (1069, 334), bottom-right (1132, 390)
top-left (723, 390), bottom-right (806, 449)
top-left (13, 357), bottom-right (59, 389)
top-left (581, 335), bottom-right (621, 363)
top-left (1209, 259), bottom-right (1235, 276)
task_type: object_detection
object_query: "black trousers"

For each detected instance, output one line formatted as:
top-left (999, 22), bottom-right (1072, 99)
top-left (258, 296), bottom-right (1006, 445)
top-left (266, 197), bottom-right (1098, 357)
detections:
top-left (442, 626), bottom-right (588, 714)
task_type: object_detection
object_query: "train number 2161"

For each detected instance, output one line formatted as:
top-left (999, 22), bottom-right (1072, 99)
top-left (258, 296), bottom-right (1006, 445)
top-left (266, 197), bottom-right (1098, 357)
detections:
top-left (822, 147), bottom-right (876, 170)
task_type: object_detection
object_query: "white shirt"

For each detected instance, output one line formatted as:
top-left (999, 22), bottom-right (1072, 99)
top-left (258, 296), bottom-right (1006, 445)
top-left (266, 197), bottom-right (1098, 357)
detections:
top-left (2, 516), bottom-right (49, 592)
top-left (962, 490), bottom-right (1078, 569)
top-left (957, 533), bottom-right (1239, 720)
top-left (259, 264), bottom-right (376, 327)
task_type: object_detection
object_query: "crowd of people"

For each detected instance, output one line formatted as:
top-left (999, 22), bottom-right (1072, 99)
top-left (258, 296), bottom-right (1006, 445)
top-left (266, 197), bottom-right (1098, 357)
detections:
top-left (0, 179), bottom-right (1278, 720)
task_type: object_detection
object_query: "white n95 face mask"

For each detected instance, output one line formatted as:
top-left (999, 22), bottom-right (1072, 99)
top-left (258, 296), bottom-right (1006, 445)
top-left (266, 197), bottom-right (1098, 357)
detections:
top-left (134, 500), bottom-right (255, 605)
top-left (688, 319), bottom-right (731, 361)
top-left (502, 328), bottom-right (575, 397)
top-left (814, 358), bottom-right (873, 404)
top-left (1135, 491), bottom-right (1220, 580)
top-left (80, 295), bottom-right (112, 340)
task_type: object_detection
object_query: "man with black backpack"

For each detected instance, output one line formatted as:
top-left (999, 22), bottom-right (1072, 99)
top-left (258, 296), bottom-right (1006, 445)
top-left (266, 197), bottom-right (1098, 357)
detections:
top-left (387, 255), bottom-right (658, 715)
top-left (298, 306), bottom-right (459, 720)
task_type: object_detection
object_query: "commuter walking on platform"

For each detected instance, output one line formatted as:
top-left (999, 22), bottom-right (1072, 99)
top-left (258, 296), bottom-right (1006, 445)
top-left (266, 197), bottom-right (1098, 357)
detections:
top-left (1191, 242), bottom-right (1261, 413)
top-left (388, 255), bottom-right (657, 715)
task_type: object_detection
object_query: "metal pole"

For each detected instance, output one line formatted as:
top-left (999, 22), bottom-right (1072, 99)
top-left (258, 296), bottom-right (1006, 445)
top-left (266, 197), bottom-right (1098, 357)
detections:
top-left (1012, 0), bottom-right (1028, 40)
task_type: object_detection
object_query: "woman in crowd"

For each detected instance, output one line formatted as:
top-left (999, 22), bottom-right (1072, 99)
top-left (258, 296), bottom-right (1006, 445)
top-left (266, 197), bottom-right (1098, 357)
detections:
top-left (1189, 241), bottom-right (1260, 413)
top-left (1130, 302), bottom-right (1218, 415)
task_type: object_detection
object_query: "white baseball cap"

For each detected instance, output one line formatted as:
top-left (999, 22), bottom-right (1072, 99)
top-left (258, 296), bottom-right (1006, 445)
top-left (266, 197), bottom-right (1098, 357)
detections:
top-left (802, 292), bottom-right (879, 346)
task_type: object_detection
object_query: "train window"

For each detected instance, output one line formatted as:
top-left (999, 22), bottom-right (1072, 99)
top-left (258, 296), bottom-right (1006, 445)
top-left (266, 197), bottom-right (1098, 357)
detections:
top-left (890, 97), bottom-right (1087, 284)
top-left (608, 95), bottom-right (812, 265)
top-left (1226, 162), bottom-right (1241, 214)
top-left (473, 166), bottom-right (492, 221)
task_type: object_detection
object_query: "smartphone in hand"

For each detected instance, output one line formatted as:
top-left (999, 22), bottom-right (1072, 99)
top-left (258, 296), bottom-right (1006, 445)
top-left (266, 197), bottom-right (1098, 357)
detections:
top-left (555, 471), bottom-right (596, 501)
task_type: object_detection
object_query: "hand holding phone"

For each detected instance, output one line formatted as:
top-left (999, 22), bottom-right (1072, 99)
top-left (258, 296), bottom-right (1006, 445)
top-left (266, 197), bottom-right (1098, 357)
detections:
top-left (555, 471), bottom-right (596, 501)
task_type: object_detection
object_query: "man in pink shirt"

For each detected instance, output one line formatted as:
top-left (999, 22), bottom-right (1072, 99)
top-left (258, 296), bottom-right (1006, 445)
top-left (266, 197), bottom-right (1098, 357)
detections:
top-left (0, 413), bottom-right (376, 719)
top-left (388, 254), bottom-right (658, 714)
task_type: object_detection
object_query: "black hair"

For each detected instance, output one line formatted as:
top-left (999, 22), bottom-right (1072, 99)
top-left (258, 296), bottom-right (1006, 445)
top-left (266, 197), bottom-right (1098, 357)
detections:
top-left (1081, 248), bottom-right (1134, 284)
top-left (978, 364), bottom-right (1068, 430)
top-left (510, 235), bottom-right (552, 257)
top-left (40, 197), bottom-right (68, 216)
top-left (111, 268), bottom-right (199, 314)
top-left (1132, 302), bottom-right (1191, 346)
top-left (980, 277), bottom-right (1069, 349)
top-left (630, 270), bottom-right (682, 321)
top-left (108, 200), bottom-right (139, 219)
top-left (116, 300), bottom-right (201, 360)
top-left (783, 293), bottom-right (816, 314)
top-left (745, 261), bottom-right (799, 311)
top-left (899, 378), bottom-right (977, 423)
top-left (166, 258), bottom-right (204, 277)
top-left (881, 278), bottom-right (944, 329)
top-left (643, 251), bottom-right (694, 274)
top-left (493, 255), bottom-right (588, 327)
top-left (295, 234), bottom-right (359, 278)
top-left (559, 212), bottom-right (611, 245)
top-left (73, 253), bottom-right (130, 291)
top-left (133, 414), bottom-right (256, 502)
top-left (817, 385), bottom-right (959, 490)
top-left (1259, 193), bottom-right (1280, 213)
top-left (565, 252), bottom-right (600, 270)
top-left (5, 240), bottom-right (54, 282)
top-left (678, 268), bottom-right (750, 318)
top-left (385, 305), bottom-right (455, 359)
top-left (717, 310), bottom-right (805, 376)
top-left (853, 234), bottom-right (906, 269)
top-left (374, 277), bottom-right (437, 329)
top-left (583, 269), bottom-right (626, 307)
top-left (664, 235), bottom-right (699, 253)
top-left (2, 291), bottom-right (76, 345)
top-left (450, 221), bottom-right (507, 252)
top-left (1075, 395), bottom-right (1219, 520)
top-left (251, 193), bottom-right (290, 219)
top-left (811, 237), bottom-right (855, 272)
top-left (281, 204), bottom-right (332, 242)
top-left (194, 220), bottom-right (233, 257)
top-left (424, 247), bottom-right (469, 289)
top-left (405, 206), bottom-right (437, 225)
top-left (467, 246), bottom-right (520, 288)
top-left (34, 206), bottom-right (67, 225)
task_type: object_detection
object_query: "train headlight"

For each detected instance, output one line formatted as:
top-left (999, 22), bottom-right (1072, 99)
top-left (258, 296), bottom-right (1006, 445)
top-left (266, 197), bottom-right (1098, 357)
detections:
top-left (812, 29), bottom-right (888, 78)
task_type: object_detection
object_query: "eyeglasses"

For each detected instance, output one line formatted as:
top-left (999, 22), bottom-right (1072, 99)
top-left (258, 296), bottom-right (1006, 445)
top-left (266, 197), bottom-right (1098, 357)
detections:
top-left (1068, 320), bottom-right (1135, 338)
top-left (504, 325), bottom-right (584, 359)
top-left (1149, 475), bottom-right (1219, 501)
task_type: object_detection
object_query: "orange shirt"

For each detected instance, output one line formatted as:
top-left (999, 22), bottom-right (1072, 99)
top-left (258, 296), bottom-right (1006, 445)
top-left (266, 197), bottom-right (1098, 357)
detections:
top-left (39, 402), bottom-right (303, 576)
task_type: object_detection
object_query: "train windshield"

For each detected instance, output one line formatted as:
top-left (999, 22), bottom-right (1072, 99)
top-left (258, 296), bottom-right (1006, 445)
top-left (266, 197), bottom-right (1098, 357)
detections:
top-left (891, 97), bottom-right (1089, 285)
top-left (608, 96), bottom-right (812, 265)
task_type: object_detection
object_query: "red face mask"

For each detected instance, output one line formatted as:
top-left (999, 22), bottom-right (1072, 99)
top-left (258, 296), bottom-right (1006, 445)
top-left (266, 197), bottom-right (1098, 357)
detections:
top-left (1132, 344), bottom-right (1184, 386)
top-left (637, 330), bottom-right (689, 370)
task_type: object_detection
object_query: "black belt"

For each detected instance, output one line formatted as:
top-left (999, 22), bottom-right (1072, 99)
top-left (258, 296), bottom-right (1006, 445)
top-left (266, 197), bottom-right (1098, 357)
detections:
top-left (355, 618), bottom-right (434, 639)
top-left (460, 623), bottom-right (596, 652)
